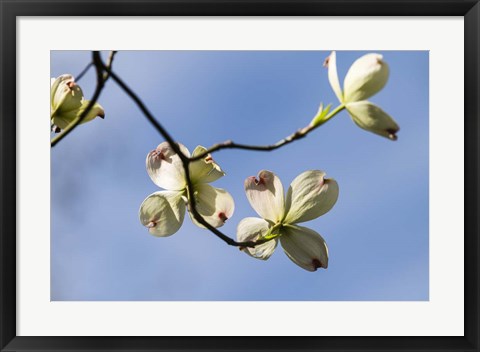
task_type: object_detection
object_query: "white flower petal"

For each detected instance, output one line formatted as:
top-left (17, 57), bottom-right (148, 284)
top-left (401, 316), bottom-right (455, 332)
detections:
top-left (139, 191), bottom-right (186, 237)
top-left (343, 53), bottom-right (389, 103)
top-left (189, 184), bottom-right (234, 228)
top-left (51, 75), bottom-right (73, 111)
top-left (60, 85), bottom-right (84, 112)
top-left (284, 170), bottom-right (339, 224)
top-left (78, 100), bottom-right (105, 123)
top-left (236, 217), bottom-right (277, 260)
top-left (280, 225), bottom-right (328, 271)
top-left (346, 101), bottom-right (400, 140)
top-left (51, 74), bottom-right (83, 117)
top-left (51, 115), bottom-right (73, 130)
top-left (51, 99), bottom-right (105, 130)
top-left (189, 146), bottom-right (225, 184)
top-left (325, 51), bottom-right (343, 103)
top-left (146, 142), bottom-right (190, 191)
top-left (236, 217), bottom-right (270, 242)
top-left (244, 170), bottom-right (285, 223)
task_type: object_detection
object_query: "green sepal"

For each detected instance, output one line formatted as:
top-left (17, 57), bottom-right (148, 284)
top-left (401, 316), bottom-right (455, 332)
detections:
top-left (310, 103), bottom-right (332, 127)
top-left (262, 232), bottom-right (282, 241)
top-left (259, 224), bottom-right (282, 241)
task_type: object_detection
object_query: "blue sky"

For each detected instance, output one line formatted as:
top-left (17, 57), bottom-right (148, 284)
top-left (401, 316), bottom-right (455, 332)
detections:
top-left (51, 50), bottom-right (429, 301)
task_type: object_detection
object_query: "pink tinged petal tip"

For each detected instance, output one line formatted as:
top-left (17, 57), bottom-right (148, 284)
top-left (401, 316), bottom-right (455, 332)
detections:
top-left (245, 170), bottom-right (285, 222)
top-left (387, 128), bottom-right (398, 141)
top-left (153, 144), bottom-right (177, 162)
top-left (279, 225), bottom-right (329, 272)
top-left (323, 55), bottom-right (330, 68)
top-left (146, 221), bottom-right (156, 228)
top-left (149, 149), bottom-right (166, 161)
top-left (218, 212), bottom-right (228, 223)
top-left (312, 258), bottom-right (326, 270)
top-left (247, 175), bottom-right (265, 187)
top-left (146, 142), bottom-right (188, 191)
top-left (253, 176), bottom-right (263, 186)
top-left (247, 171), bottom-right (272, 189)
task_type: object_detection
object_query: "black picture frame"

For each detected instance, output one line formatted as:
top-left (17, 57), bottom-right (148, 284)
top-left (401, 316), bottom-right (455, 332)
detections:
top-left (1, 1), bottom-right (479, 351)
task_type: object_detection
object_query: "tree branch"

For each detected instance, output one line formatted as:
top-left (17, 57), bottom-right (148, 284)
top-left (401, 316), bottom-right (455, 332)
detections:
top-left (75, 62), bottom-right (93, 82)
top-left (83, 52), bottom-right (348, 249)
top-left (189, 104), bottom-right (346, 162)
top-left (103, 51), bottom-right (117, 81)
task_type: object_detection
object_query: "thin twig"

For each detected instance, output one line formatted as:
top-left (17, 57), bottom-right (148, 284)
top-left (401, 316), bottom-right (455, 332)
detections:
top-left (189, 104), bottom-right (346, 162)
top-left (189, 129), bottom-right (309, 162)
top-left (103, 51), bottom-right (117, 80)
top-left (75, 62), bottom-right (93, 82)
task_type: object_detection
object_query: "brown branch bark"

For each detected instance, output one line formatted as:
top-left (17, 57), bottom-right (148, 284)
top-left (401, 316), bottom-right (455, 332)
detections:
top-left (188, 127), bottom-right (312, 162)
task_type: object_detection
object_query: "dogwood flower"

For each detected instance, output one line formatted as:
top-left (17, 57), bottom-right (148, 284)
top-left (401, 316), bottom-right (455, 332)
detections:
top-left (51, 74), bottom-right (105, 132)
top-left (237, 170), bottom-right (338, 271)
top-left (325, 51), bottom-right (399, 140)
top-left (139, 142), bottom-right (234, 237)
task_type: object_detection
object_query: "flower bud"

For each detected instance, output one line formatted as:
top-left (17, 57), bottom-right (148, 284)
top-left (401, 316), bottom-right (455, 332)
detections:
top-left (50, 74), bottom-right (104, 131)
top-left (343, 53), bottom-right (389, 103)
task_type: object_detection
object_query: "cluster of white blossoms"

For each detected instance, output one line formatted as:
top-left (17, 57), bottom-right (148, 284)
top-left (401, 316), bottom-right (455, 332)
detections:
top-left (139, 142), bottom-right (234, 237)
top-left (50, 52), bottom-right (398, 272)
top-left (237, 170), bottom-right (338, 271)
top-left (325, 51), bottom-right (400, 140)
top-left (135, 52), bottom-right (398, 272)
top-left (138, 142), bottom-right (338, 272)
top-left (50, 74), bottom-right (105, 132)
